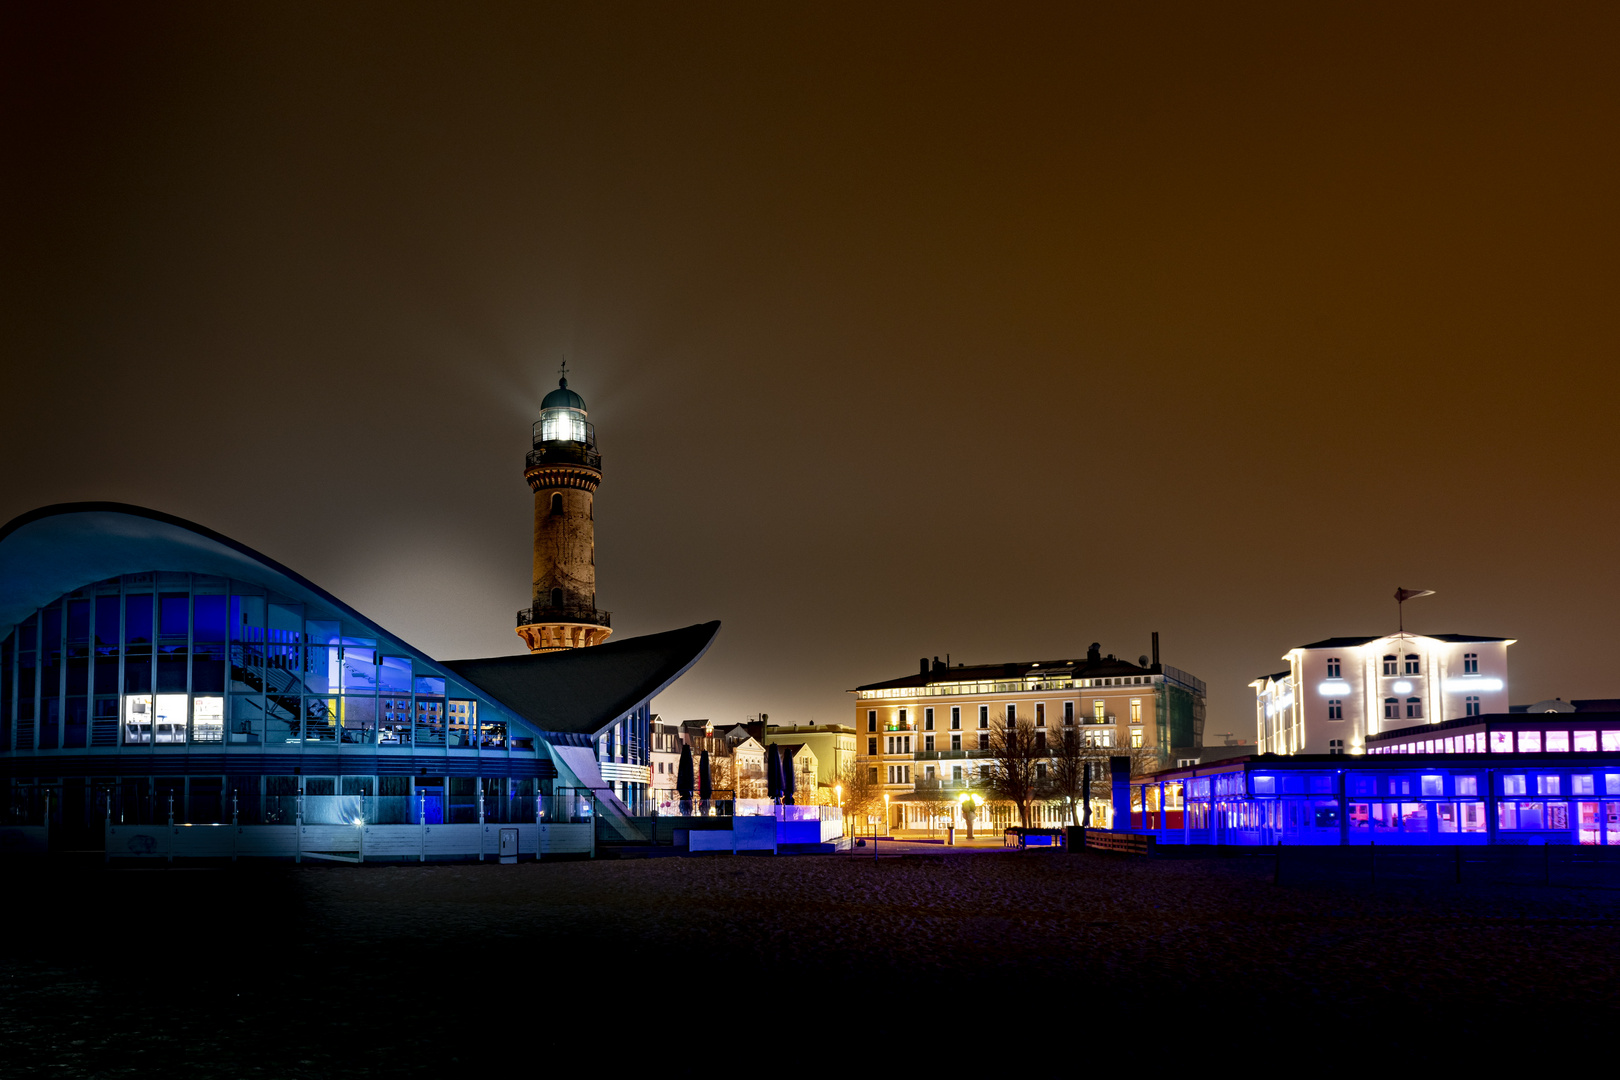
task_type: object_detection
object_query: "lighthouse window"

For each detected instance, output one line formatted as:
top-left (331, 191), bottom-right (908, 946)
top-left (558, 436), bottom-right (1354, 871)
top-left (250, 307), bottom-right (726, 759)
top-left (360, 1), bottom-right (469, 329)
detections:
top-left (550, 588), bottom-right (564, 608)
top-left (550, 493), bottom-right (563, 515)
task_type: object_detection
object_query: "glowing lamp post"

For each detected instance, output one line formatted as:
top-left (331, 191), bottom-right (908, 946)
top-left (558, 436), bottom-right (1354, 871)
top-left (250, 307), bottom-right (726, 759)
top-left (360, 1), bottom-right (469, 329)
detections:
top-left (957, 792), bottom-right (984, 841)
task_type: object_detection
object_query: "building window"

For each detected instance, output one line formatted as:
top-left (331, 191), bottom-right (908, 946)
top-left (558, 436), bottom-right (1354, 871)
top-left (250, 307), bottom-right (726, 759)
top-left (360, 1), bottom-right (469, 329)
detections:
top-left (950, 706), bottom-right (961, 730)
top-left (1129, 699), bottom-right (1141, 723)
top-left (1035, 703), bottom-right (1046, 727)
top-left (868, 737), bottom-right (877, 756)
top-left (1035, 731), bottom-right (1046, 751)
top-left (1328, 739), bottom-right (1344, 755)
top-left (898, 708), bottom-right (907, 728)
top-left (1035, 763), bottom-right (1047, 780)
top-left (1406, 697), bottom-right (1423, 719)
top-left (1327, 699), bottom-right (1343, 720)
top-left (1093, 700), bottom-right (1106, 723)
top-left (952, 765), bottom-right (963, 781)
top-left (1130, 731), bottom-right (1143, 749)
top-left (869, 767), bottom-right (878, 784)
top-left (867, 710), bottom-right (876, 732)
top-left (885, 736), bottom-right (894, 754)
top-left (1005, 704), bottom-right (1016, 724)
top-left (924, 707), bottom-right (934, 731)
top-left (1463, 652), bottom-right (1478, 674)
top-left (1384, 698), bottom-right (1399, 719)
top-left (1327, 657), bottom-right (1341, 679)
top-left (1404, 654), bottom-right (1420, 675)
top-left (1064, 701), bottom-right (1074, 725)
top-left (978, 706), bottom-right (988, 729)
top-left (978, 732), bottom-right (989, 750)
top-left (1382, 655), bottom-right (1398, 676)
top-left (951, 734), bottom-right (961, 751)
top-left (924, 735), bottom-right (934, 752)
top-left (1466, 695), bottom-right (1481, 717)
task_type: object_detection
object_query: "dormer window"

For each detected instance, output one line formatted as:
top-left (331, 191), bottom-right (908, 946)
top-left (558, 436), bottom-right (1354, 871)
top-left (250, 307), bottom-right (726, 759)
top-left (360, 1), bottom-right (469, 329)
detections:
top-left (1382, 655), bottom-right (1398, 676)
top-left (1404, 654), bottom-right (1420, 675)
top-left (1464, 652), bottom-right (1479, 674)
top-left (1326, 657), bottom-right (1341, 679)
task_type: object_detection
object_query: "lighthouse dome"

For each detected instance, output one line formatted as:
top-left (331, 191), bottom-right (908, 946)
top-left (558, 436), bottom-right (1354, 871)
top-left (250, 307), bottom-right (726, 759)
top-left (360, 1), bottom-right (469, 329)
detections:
top-left (541, 377), bottom-right (587, 413)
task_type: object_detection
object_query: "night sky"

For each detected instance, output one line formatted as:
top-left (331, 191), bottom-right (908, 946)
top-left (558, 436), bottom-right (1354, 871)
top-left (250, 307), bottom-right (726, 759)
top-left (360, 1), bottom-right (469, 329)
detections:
top-left (5, 3), bottom-right (1618, 736)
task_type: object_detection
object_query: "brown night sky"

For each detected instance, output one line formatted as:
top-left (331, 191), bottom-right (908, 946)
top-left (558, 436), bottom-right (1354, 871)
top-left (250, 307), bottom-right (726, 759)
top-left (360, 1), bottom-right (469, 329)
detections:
top-left (4, 3), bottom-right (1618, 735)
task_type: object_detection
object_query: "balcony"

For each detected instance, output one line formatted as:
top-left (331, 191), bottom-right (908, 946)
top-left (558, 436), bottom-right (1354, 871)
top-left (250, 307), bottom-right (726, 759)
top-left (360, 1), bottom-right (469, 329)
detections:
top-left (913, 748), bottom-right (992, 761)
top-left (516, 607), bottom-right (612, 629)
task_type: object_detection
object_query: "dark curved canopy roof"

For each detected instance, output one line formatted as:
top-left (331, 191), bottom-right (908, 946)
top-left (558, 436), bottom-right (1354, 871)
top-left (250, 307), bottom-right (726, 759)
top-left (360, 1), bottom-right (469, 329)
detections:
top-left (541, 377), bottom-right (587, 412)
top-left (444, 621), bottom-right (720, 735)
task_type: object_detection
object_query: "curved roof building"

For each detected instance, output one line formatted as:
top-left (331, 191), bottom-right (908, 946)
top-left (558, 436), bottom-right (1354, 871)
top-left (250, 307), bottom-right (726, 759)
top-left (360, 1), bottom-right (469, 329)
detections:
top-left (0, 503), bottom-right (717, 857)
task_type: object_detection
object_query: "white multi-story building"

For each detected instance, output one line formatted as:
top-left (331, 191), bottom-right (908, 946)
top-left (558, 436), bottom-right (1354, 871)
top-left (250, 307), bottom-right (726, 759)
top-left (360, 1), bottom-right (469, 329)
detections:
top-left (1252, 633), bottom-right (1513, 756)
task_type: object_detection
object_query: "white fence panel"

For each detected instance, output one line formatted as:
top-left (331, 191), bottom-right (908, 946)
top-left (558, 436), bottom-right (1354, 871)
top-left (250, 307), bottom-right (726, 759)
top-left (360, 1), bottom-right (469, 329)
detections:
top-left (233, 826), bottom-right (299, 857)
top-left (300, 825), bottom-right (361, 854)
top-left (106, 825), bottom-right (169, 857)
top-left (538, 823), bottom-right (591, 854)
top-left (422, 824), bottom-right (483, 857)
top-left (0, 826), bottom-right (49, 855)
top-left (172, 825), bottom-right (237, 857)
top-left (361, 825), bottom-right (424, 858)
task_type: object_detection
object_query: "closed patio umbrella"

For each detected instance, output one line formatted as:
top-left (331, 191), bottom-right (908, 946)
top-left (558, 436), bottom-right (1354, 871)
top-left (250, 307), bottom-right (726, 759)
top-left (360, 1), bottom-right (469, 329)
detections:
top-left (676, 744), bottom-right (694, 815)
top-left (766, 744), bottom-right (783, 800)
top-left (699, 749), bottom-right (713, 810)
top-left (780, 747), bottom-right (796, 806)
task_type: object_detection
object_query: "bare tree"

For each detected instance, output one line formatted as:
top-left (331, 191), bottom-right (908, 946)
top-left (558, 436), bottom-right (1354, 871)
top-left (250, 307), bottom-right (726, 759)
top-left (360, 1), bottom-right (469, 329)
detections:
top-left (983, 711), bottom-right (1047, 830)
top-left (1048, 724), bottom-right (1089, 826)
top-left (835, 759), bottom-right (883, 838)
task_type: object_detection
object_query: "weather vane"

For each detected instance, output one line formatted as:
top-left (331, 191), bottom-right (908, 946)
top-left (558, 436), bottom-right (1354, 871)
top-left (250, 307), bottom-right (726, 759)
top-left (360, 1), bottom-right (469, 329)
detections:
top-left (559, 357), bottom-right (569, 382)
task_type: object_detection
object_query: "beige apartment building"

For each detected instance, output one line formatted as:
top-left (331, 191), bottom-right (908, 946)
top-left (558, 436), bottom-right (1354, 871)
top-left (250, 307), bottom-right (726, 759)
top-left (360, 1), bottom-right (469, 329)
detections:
top-left (851, 639), bottom-right (1206, 831)
top-left (763, 723), bottom-right (856, 797)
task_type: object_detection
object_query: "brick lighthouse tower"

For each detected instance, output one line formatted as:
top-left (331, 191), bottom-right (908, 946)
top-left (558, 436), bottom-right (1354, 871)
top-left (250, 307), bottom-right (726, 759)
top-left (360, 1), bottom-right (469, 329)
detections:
top-left (516, 365), bottom-right (612, 652)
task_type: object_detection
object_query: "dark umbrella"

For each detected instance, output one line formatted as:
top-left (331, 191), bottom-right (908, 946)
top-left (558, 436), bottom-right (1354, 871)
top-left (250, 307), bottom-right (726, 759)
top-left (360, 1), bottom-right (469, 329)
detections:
top-left (780, 747), bottom-right (796, 806)
top-left (676, 744), bottom-right (694, 816)
top-left (766, 744), bottom-right (783, 800)
top-left (699, 749), bottom-right (713, 805)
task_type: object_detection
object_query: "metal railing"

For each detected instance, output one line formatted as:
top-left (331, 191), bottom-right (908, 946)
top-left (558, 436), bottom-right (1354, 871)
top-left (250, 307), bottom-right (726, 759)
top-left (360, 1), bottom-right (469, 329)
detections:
top-left (515, 606), bottom-right (612, 629)
top-left (525, 444), bottom-right (602, 471)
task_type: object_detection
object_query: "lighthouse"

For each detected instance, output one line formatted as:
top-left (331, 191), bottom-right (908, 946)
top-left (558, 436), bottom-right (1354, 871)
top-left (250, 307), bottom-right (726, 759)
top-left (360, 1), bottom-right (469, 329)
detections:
top-left (515, 367), bottom-right (612, 652)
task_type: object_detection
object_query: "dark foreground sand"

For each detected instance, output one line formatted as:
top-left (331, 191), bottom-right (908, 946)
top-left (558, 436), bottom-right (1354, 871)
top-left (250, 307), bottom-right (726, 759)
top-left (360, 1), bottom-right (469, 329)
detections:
top-left (3, 849), bottom-right (1617, 1075)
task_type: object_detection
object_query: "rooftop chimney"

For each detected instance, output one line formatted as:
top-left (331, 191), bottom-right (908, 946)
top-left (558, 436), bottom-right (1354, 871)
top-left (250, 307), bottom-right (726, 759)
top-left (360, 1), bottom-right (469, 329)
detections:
top-left (919, 657), bottom-right (929, 677)
top-left (1152, 631), bottom-right (1160, 670)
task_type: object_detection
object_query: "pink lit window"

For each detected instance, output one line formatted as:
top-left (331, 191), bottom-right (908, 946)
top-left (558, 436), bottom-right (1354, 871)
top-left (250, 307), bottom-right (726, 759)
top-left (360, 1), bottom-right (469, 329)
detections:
top-left (1491, 731), bottom-right (1512, 752)
top-left (1517, 730), bottom-right (1542, 753)
top-left (1603, 732), bottom-right (1620, 752)
top-left (1545, 731), bottom-right (1570, 753)
top-left (1444, 737), bottom-right (1455, 753)
top-left (1574, 731), bottom-right (1598, 752)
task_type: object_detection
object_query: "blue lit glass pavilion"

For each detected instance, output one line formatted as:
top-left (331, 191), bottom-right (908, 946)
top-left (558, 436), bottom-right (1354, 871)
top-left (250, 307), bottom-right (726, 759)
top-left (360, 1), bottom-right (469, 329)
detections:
top-left (0, 503), bottom-right (717, 858)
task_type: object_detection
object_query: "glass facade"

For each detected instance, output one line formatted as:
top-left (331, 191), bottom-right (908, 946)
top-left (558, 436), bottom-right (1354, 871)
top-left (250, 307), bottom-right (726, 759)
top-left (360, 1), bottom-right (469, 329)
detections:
top-left (1, 573), bottom-right (536, 754)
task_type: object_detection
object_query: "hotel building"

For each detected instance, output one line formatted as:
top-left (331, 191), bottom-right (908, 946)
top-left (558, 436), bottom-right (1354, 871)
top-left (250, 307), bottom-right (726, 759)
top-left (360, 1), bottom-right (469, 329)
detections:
top-left (851, 638), bottom-right (1206, 830)
top-left (1252, 633), bottom-right (1513, 756)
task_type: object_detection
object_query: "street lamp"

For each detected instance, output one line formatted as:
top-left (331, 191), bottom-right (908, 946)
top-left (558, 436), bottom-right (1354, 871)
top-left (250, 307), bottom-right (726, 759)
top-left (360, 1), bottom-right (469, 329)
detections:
top-left (882, 792), bottom-right (890, 837)
top-left (957, 791), bottom-right (984, 841)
